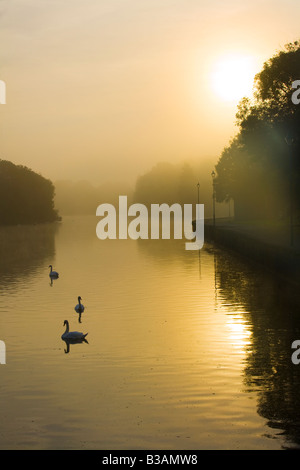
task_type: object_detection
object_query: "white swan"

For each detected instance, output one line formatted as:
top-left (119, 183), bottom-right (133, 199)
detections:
top-left (49, 265), bottom-right (59, 278)
top-left (74, 296), bottom-right (85, 314)
top-left (61, 320), bottom-right (88, 342)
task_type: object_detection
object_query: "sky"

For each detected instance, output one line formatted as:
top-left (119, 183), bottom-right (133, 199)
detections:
top-left (0, 0), bottom-right (299, 186)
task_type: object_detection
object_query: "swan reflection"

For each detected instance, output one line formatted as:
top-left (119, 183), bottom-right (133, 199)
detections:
top-left (62, 337), bottom-right (89, 354)
top-left (49, 277), bottom-right (58, 287)
top-left (61, 320), bottom-right (88, 354)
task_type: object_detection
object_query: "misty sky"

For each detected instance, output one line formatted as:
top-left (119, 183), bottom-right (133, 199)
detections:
top-left (0, 0), bottom-right (299, 186)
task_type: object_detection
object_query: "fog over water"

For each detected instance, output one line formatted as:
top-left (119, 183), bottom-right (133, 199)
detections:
top-left (1, 216), bottom-right (300, 450)
top-left (1, 0), bottom-right (300, 187)
top-left (1, 0), bottom-right (300, 453)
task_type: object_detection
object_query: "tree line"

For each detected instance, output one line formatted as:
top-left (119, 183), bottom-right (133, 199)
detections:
top-left (214, 40), bottom-right (300, 221)
top-left (0, 159), bottom-right (60, 225)
top-left (4, 41), bottom-right (298, 226)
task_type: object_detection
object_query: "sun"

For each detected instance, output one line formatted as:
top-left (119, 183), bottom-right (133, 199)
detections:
top-left (211, 54), bottom-right (257, 103)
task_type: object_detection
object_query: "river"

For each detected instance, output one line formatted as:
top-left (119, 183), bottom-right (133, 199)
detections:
top-left (0, 215), bottom-right (300, 449)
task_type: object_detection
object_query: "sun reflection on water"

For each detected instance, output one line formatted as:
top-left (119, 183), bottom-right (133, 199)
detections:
top-left (226, 313), bottom-right (252, 353)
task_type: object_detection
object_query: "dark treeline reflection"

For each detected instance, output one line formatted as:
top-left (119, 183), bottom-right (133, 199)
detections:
top-left (0, 222), bottom-right (59, 288)
top-left (139, 235), bottom-right (300, 447)
top-left (215, 248), bottom-right (300, 448)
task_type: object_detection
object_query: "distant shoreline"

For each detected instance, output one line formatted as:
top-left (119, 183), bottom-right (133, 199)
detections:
top-left (0, 216), bottom-right (62, 227)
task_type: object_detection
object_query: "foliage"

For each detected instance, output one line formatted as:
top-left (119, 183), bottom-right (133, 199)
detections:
top-left (0, 159), bottom-right (60, 225)
top-left (215, 41), bottom-right (300, 219)
top-left (133, 161), bottom-right (208, 207)
top-left (133, 162), bottom-right (194, 207)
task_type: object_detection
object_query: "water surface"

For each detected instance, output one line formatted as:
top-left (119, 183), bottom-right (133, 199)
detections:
top-left (1, 215), bottom-right (300, 450)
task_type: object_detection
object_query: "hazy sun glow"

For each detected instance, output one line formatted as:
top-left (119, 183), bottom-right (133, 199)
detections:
top-left (212, 54), bottom-right (257, 102)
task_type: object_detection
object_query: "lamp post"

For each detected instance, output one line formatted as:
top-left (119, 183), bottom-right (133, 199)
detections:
top-left (211, 171), bottom-right (216, 229)
top-left (196, 181), bottom-right (201, 277)
top-left (285, 135), bottom-right (294, 247)
top-left (197, 182), bottom-right (200, 220)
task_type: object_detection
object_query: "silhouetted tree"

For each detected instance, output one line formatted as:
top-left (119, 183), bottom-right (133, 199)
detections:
top-left (133, 160), bottom-right (230, 219)
top-left (133, 162), bottom-right (180, 207)
top-left (215, 41), bottom-right (300, 221)
top-left (0, 159), bottom-right (60, 225)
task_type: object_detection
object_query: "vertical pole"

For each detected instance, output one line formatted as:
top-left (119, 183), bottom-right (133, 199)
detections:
top-left (211, 171), bottom-right (216, 229)
top-left (197, 182), bottom-right (200, 220)
top-left (290, 156), bottom-right (294, 247)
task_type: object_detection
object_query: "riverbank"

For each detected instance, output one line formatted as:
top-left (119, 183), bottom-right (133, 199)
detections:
top-left (201, 218), bottom-right (300, 286)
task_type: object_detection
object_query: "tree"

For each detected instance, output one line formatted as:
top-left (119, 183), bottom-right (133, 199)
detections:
top-left (0, 159), bottom-right (60, 225)
top-left (215, 40), bottom-right (300, 220)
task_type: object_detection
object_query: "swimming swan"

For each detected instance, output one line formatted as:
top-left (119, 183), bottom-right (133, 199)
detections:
top-left (49, 265), bottom-right (59, 278)
top-left (75, 296), bottom-right (85, 314)
top-left (61, 320), bottom-right (88, 342)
